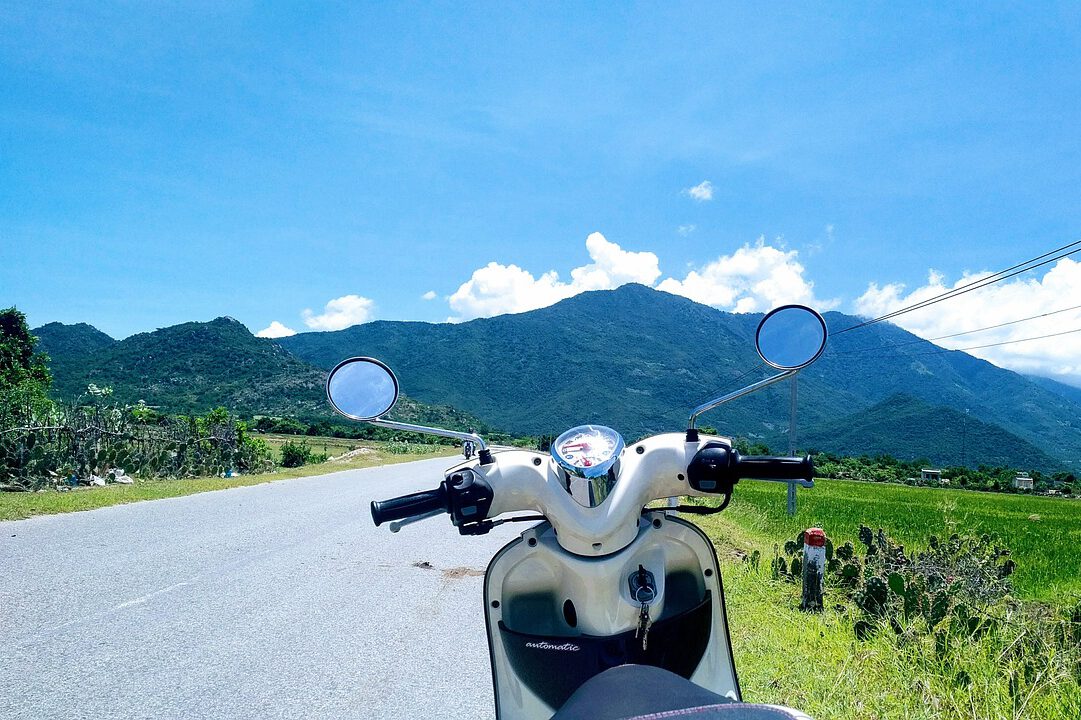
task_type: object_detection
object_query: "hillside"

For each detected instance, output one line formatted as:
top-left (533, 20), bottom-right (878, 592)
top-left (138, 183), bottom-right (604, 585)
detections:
top-left (33, 318), bottom-right (492, 432)
top-left (36, 317), bottom-right (329, 416)
top-left (280, 284), bottom-right (1081, 470)
top-left (1028, 375), bottom-right (1081, 406)
top-left (33, 322), bottom-right (117, 385)
top-left (36, 285), bottom-right (1081, 471)
top-left (798, 394), bottom-right (1061, 470)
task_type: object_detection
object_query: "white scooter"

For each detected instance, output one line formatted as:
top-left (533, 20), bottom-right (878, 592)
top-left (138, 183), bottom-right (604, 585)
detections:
top-left (325, 305), bottom-right (827, 720)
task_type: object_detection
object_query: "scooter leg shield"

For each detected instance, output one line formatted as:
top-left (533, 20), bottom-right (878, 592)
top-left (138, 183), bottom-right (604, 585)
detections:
top-left (483, 513), bottom-right (740, 719)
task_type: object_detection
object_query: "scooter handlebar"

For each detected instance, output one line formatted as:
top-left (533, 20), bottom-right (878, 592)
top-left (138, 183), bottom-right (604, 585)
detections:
top-left (687, 443), bottom-right (815, 493)
top-left (735, 453), bottom-right (815, 486)
top-left (371, 486), bottom-right (449, 527)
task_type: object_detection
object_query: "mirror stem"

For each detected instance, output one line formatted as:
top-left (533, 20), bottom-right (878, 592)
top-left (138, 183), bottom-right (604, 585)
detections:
top-left (687, 369), bottom-right (799, 437)
top-left (365, 418), bottom-right (491, 453)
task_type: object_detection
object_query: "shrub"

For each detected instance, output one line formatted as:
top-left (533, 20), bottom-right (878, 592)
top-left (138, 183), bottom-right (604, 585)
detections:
top-left (279, 439), bottom-right (314, 468)
top-left (0, 401), bottom-right (273, 490)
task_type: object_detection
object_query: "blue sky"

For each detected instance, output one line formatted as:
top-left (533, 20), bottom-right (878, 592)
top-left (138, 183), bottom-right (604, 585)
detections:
top-left (2, 3), bottom-right (1080, 383)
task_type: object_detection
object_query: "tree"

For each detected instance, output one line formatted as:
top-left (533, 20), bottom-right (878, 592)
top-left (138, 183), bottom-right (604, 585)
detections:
top-left (0, 307), bottom-right (51, 392)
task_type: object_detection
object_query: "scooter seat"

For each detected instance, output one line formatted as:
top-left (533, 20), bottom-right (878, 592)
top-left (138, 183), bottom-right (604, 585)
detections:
top-left (551, 664), bottom-right (812, 720)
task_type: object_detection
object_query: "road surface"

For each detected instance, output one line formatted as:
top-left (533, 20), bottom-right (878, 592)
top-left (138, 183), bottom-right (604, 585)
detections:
top-left (1, 458), bottom-right (523, 719)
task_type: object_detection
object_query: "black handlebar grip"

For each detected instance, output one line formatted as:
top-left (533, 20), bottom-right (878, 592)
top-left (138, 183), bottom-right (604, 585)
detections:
top-left (735, 454), bottom-right (815, 482)
top-left (370, 487), bottom-right (449, 527)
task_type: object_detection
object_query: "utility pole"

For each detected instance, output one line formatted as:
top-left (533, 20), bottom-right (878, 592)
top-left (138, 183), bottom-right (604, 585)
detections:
top-left (961, 408), bottom-right (969, 467)
top-left (787, 373), bottom-right (798, 516)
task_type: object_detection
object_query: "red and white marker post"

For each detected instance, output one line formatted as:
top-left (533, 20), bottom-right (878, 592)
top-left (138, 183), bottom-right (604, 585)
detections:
top-left (801, 527), bottom-right (826, 611)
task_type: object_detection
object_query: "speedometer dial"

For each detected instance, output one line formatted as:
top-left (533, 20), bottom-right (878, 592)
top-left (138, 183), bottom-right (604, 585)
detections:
top-left (551, 424), bottom-right (625, 479)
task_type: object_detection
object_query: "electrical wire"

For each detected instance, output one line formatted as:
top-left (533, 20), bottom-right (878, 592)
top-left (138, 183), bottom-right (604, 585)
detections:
top-left (930, 326), bottom-right (1081, 354)
top-left (831, 302), bottom-right (1081, 356)
top-left (835, 325), bottom-right (1081, 361)
top-left (834, 239), bottom-right (1081, 335)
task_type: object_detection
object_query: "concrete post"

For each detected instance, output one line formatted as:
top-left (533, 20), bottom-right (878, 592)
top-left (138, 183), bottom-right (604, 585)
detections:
top-left (801, 527), bottom-right (826, 611)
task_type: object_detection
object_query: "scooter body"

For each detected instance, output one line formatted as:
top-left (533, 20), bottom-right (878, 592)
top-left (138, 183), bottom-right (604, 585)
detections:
top-left (485, 512), bottom-right (738, 718)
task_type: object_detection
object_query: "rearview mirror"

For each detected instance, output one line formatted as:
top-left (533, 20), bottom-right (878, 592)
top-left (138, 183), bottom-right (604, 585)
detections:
top-left (755, 305), bottom-right (828, 370)
top-left (326, 357), bottom-right (400, 421)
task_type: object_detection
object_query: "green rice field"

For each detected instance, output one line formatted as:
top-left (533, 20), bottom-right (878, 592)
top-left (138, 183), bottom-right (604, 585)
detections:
top-left (701, 477), bottom-right (1081, 603)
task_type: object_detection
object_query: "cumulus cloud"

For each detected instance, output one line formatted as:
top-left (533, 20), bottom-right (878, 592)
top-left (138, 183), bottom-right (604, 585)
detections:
top-left (684, 180), bottom-right (714, 202)
top-left (854, 257), bottom-right (1081, 386)
top-left (421, 290), bottom-right (438, 301)
top-left (447, 232), bottom-right (661, 321)
top-left (302, 294), bottom-right (375, 331)
top-left (255, 321), bottom-right (297, 338)
top-left (657, 239), bottom-right (837, 313)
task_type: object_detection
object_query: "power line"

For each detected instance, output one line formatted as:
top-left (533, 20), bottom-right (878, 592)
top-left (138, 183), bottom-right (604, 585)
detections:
top-left (940, 326), bottom-right (1081, 353)
top-left (832, 325), bottom-right (1081, 361)
top-left (834, 239), bottom-right (1081, 335)
top-left (832, 302), bottom-right (1081, 356)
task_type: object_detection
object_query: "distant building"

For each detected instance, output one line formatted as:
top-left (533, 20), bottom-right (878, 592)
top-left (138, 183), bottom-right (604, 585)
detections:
top-left (921, 468), bottom-right (945, 484)
top-left (1014, 472), bottom-right (1034, 491)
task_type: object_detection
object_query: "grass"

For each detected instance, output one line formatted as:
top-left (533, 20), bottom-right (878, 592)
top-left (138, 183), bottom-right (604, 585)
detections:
top-left (700, 478), bottom-right (1081, 603)
top-left (0, 439), bottom-right (458, 521)
top-left (259, 433), bottom-right (369, 462)
top-left (720, 562), bottom-right (1081, 720)
top-left (699, 477), bottom-right (1081, 720)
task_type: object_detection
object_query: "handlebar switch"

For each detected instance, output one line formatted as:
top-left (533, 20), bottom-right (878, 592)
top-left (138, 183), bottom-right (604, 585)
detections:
top-left (445, 469), bottom-right (494, 528)
top-left (687, 442), bottom-right (739, 495)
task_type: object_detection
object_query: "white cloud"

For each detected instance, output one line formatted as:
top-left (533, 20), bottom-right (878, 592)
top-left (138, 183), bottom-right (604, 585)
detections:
top-left (657, 238), bottom-right (838, 313)
top-left (853, 257), bottom-right (1081, 386)
top-left (421, 290), bottom-right (438, 301)
top-left (684, 180), bottom-right (714, 202)
top-left (255, 321), bottom-right (297, 338)
top-left (302, 294), bottom-right (375, 331)
top-left (677, 224), bottom-right (697, 236)
top-left (448, 232), bottom-right (661, 321)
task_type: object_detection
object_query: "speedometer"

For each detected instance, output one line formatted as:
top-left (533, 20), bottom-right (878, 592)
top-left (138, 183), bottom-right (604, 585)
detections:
top-left (551, 424), bottom-right (625, 479)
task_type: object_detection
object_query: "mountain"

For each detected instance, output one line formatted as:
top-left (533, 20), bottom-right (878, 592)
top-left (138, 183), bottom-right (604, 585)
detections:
top-left (280, 284), bottom-right (1081, 471)
top-left (37, 317), bottom-right (329, 416)
top-left (36, 285), bottom-right (1081, 471)
top-left (798, 394), bottom-right (1061, 470)
top-left (33, 322), bottom-right (117, 385)
top-left (1027, 375), bottom-right (1081, 406)
top-left (32, 318), bottom-right (491, 432)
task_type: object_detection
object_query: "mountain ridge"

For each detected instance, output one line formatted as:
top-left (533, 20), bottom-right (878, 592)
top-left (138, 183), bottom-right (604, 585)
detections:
top-left (34, 284), bottom-right (1081, 471)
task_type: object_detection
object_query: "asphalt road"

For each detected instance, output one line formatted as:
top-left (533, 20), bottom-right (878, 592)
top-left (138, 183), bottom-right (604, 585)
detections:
top-left (0, 458), bottom-right (523, 720)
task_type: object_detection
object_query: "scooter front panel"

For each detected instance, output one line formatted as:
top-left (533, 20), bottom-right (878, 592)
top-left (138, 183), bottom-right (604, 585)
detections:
top-left (483, 513), bottom-right (739, 719)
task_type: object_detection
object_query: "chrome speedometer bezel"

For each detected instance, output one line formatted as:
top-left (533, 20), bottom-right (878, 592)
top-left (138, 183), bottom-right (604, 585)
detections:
top-left (550, 424), bottom-right (625, 480)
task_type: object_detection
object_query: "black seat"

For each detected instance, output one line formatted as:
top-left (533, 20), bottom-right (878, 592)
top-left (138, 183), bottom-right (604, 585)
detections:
top-left (551, 664), bottom-right (811, 720)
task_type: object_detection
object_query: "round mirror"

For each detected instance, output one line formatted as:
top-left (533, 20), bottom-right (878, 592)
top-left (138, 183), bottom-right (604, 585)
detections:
top-left (755, 305), bottom-right (828, 370)
top-left (326, 357), bottom-right (400, 421)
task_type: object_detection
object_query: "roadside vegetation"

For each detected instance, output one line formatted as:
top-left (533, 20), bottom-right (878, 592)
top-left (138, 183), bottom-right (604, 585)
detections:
top-left (0, 439), bottom-right (455, 521)
top-left (0, 307), bottom-right (460, 520)
top-left (699, 478), bottom-right (1081, 719)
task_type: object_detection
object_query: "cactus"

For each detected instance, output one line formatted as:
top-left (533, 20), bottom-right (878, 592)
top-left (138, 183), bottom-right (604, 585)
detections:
top-left (836, 541), bottom-right (854, 561)
top-left (774, 557), bottom-right (788, 577)
top-left (855, 575), bottom-right (889, 616)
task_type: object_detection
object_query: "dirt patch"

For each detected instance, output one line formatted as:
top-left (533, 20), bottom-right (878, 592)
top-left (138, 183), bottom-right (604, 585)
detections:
top-left (330, 448), bottom-right (375, 462)
top-left (442, 566), bottom-right (484, 580)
